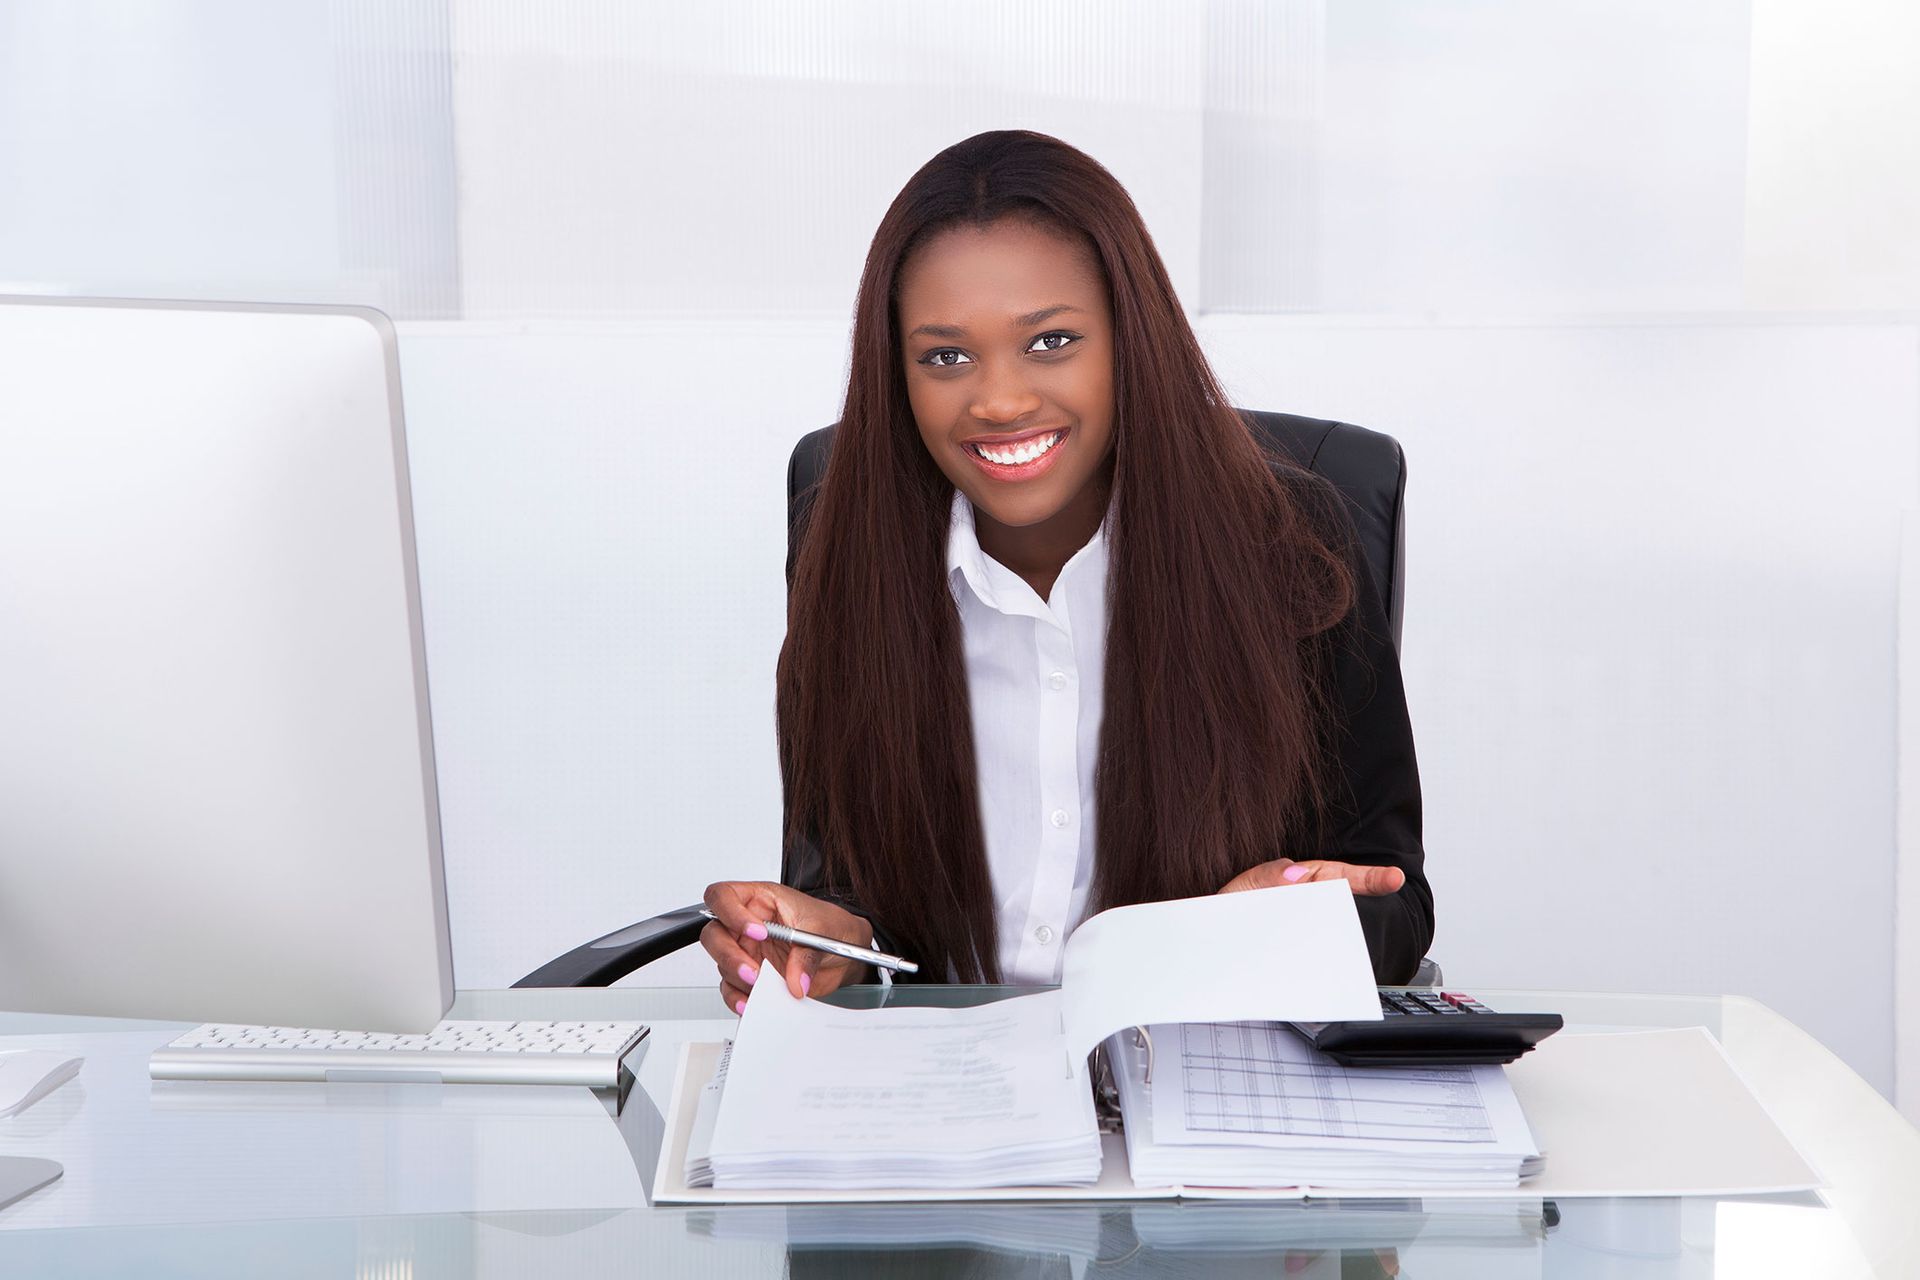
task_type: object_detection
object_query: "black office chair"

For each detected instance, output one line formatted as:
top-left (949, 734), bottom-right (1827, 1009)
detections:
top-left (515, 410), bottom-right (1432, 988)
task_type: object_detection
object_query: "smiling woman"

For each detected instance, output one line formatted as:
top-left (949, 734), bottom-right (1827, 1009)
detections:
top-left (700, 130), bottom-right (1432, 1007)
top-left (900, 218), bottom-right (1115, 599)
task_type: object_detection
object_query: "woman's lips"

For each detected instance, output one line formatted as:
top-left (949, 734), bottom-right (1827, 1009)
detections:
top-left (962, 427), bottom-right (1070, 482)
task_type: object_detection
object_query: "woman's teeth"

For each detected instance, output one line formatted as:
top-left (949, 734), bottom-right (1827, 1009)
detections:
top-left (970, 431), bottom-right (1062, 466)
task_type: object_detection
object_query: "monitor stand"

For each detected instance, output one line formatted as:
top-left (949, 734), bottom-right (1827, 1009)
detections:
top-left (0, 1156), bottom-right (62, 1211)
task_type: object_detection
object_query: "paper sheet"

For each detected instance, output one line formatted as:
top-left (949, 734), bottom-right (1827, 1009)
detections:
top-left (681, 1039), bottom-right (732, 1187)
top-left (1113, 1021), bottom-right (1538, 1190)
top-left (1058, 881), bottom-right (1381, 1065)
top-left (686, 882), bottom-right (1386, 1189)
top-left (1153, 1021), bottom-right (1534, 1153)
top-left (654, 1041), bottom-right (1151, 1205)
top-left (704, 976), bottom-right (1099, 1186)
top-left (0, 1030), bottom-right (646, 1230)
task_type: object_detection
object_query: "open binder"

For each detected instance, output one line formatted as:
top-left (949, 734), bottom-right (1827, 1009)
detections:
top-left (653, 1026), bottom-right (1820, 1204)
top-left (650, 882), bottom-right (1819, 1204)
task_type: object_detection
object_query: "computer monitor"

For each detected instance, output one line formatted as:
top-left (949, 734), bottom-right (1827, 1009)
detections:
top-left (0, 296), bottom-right (454, 1035)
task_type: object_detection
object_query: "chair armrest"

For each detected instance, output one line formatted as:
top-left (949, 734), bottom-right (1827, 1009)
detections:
top-left (512, 904), bottom-right (707, 987)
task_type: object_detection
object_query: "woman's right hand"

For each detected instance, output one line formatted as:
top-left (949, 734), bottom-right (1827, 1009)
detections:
top-left (700, 881), bottom-right (875, 1014)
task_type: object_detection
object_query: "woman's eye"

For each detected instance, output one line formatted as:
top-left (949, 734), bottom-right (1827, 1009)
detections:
top-left (918, 332), bottom-right (1078, 368)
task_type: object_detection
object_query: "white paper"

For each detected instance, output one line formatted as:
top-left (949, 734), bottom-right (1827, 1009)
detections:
top-left (1122, 1021), bottom-right (1539, 1189)
top-left (1155, 1021), bottom-right (1533, 1151)
top-left (654, 1040), bottom-right (1153, 1205)
top-left (702, 976), bottom-right (1100, 1188)
top-left (0, 1030), bottom-right (646, 1230)
top-left (1058, 880), bottom-right (1381, 1066)
top-left (681, 1039), bottom-right (732, 1187)
top-left (687, 881), bottom-right (1385, 1191)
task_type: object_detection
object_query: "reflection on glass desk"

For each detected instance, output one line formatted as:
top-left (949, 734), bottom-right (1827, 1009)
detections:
top-left (2, 986), bottom-right (1917, 1278)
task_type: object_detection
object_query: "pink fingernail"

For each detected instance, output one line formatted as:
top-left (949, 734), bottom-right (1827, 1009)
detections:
top-left (738, 962), bottom-right (758, 986)
top-left (801, 972), bottom-right (812, 997)
top-left (1282, 864), bottom-right (1311, 882)
top-left (744, 921), bottom-right (769, 941)
top-left (733, 999), bottom-right (746, 1015)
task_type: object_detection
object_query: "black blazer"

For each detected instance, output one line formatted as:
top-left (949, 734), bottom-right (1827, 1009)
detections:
top-left (781, 412), bottom-right (1433, 984)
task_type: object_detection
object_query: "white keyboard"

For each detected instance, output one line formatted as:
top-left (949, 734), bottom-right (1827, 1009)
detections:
top-left (149, 1020), bottom-right (649, 1087)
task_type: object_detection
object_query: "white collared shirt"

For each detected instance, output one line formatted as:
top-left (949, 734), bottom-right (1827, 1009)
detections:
top-left (945, 492), bottom-right (1109, 984)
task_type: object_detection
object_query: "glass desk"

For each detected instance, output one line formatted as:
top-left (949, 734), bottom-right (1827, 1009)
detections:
top-left (2, 986), bottom-right (1917, 1278)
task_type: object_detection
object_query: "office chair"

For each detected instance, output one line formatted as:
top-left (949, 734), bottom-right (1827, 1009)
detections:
top-left (516, 410), bottom-right (1439, 988)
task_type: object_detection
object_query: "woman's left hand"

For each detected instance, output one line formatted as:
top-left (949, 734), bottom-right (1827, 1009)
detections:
top-left (1218, 857), bottom-right (1405, 897)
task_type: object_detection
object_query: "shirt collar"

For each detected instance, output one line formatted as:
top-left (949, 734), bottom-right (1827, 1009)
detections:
top-left (946, 491), bottom-right (1001, 611)
top-left (945, 490), bottom-right (1113, 621)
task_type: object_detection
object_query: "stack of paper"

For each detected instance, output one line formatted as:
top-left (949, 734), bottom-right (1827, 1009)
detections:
top-left (690, 980), bottom-right (1102, 1190)
top-left (1111, 1021), bottom-right (1542, 1190)
top-left (681, 882), bottom-right (1390, 1193)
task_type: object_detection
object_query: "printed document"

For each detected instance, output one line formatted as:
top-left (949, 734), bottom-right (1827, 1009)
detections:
top-left (1116, 1020), bottom-right (1541, 1189)
top-left (692, 881), bottom-right (1382, 1189)
top-left (706, 978), bottom-right (1100, 1188)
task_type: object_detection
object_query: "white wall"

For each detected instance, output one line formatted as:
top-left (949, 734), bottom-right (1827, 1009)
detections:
top-left (394, 321), bottom-right (833, 989)
top-left (1900, 519), bottom-right (1920, 1123)
top-left (1746, 0), bottom-right (1920, 308)
top-left (1214, 317), bottom-right (1919, 1098)
top-left (448, 1), bottom-right (1207, 317)
top-left (0, 0), bottom-right (459, 313)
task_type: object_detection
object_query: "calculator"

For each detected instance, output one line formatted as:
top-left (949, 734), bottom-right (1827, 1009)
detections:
top-left (1285, 990), bottom-right (1564, 1067)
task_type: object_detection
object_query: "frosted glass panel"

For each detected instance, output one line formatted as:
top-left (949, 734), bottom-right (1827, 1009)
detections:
top-left (0, 0), bottom-right (457, 316)
top-left (1201, 0), bottom-right (1324, 312)
top-left (448, 0), bottom-right (1204, 318)
top-left (1198, 0), bottom-right (1754, 313)
top-left (1315, 1), bottom-right (1752, 314)
top-left (1, 0), bottom-right (1826, 319)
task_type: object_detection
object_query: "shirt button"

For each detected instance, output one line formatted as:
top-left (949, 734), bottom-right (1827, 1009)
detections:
top-left (1050, 808), bottom-right (1070, 828)
top-left (1048, 671), bottom-right (1068, 691)
top-left (1035, 925), bottom-right (1055, 944)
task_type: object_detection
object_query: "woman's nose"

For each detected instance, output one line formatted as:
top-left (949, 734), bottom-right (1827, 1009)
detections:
top-left (969, 365), bottom-right (1043, 424)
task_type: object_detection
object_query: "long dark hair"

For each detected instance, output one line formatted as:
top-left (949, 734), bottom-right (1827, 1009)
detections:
top-left (778, 130), bottom-right (1354, 981)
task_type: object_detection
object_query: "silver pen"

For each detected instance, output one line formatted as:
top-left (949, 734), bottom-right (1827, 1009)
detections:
top-left (699, 908), bottom-right (920, 975)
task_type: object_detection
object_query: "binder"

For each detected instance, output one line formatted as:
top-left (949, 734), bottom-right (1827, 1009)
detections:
top-left (652, 1027), bottom-right (1821, 1204)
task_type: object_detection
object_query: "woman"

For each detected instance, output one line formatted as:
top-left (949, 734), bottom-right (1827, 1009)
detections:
top-left (703, 130), bottom-right (1431, 1010)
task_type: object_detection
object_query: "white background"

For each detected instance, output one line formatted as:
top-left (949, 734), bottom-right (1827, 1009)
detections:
top-left (4, 1), bottom-right (1918, 1111)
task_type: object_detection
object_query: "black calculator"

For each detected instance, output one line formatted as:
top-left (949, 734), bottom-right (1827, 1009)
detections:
top-left (1285, 990), bottom-right (1563, 1067)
